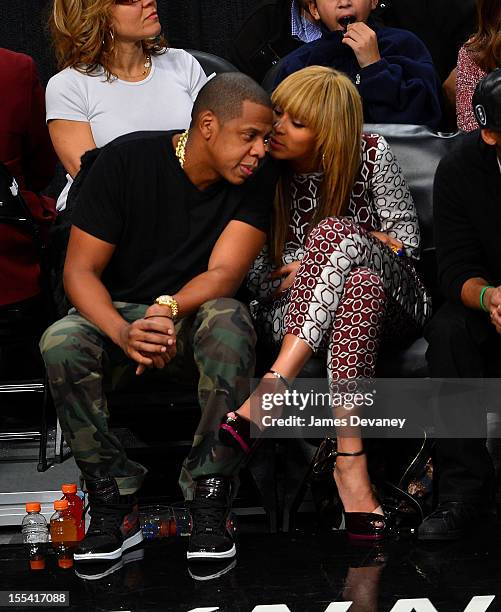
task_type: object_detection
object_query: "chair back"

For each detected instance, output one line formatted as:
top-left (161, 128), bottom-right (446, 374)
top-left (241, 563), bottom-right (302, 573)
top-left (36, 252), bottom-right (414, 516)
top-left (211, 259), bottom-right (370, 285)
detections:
top-left (185, 49), bottom-right (238, 76)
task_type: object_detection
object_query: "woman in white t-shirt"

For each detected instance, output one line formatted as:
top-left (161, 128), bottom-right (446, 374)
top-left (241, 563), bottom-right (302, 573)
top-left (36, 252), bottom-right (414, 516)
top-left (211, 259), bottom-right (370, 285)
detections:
top-left (47, 0), bottom-right (207, 209)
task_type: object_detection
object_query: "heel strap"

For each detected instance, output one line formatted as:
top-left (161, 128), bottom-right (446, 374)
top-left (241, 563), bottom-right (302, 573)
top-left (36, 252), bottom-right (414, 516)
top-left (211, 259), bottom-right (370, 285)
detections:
top-left (312, 440), bottom-right (365, 476)
top-left (335, 449), bottom-right (365, 457)
top-left (267, 369), bottom-right (292, 391)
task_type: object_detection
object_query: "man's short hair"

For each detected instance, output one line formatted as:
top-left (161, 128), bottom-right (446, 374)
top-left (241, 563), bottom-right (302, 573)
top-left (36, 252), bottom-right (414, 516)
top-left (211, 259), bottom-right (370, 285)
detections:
top-left (191, 72), bottom-right (271, 126)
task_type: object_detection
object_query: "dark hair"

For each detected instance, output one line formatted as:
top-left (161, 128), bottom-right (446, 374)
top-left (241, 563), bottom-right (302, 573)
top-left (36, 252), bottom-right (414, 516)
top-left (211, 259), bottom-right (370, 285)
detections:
top-left (466, 0), bottom-right (501, 72)
top-left (190, 72), bottom-right (271, 126)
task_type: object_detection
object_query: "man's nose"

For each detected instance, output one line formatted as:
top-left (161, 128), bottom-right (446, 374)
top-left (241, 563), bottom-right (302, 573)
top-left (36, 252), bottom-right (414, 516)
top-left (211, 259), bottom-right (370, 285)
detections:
top-left (252, 137), bottom-right (267, 158)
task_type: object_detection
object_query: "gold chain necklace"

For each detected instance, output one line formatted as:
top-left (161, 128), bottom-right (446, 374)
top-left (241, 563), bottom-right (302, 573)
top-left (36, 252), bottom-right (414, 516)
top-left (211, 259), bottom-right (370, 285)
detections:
top-left (175, 129), bottom-right (189, 168)
top-left (114, 54), bottom-right (151, 79)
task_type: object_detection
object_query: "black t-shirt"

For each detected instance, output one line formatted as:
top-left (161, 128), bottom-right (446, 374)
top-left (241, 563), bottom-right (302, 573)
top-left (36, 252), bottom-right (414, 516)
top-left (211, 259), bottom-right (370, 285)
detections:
top-left (71, 131), bottom-right (274, 304)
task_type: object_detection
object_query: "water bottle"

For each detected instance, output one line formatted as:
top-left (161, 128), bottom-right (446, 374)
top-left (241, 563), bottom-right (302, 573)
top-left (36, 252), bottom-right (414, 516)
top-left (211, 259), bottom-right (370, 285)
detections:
top-left (21, 503), bottom-right (48, 571)
top-left (21, 503), bottom-right (49, 544)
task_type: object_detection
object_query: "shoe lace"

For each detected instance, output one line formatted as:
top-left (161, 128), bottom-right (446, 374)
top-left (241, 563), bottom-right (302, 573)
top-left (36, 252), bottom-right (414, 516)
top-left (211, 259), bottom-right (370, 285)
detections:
top-left (191, 501), bottom-right (226, 536)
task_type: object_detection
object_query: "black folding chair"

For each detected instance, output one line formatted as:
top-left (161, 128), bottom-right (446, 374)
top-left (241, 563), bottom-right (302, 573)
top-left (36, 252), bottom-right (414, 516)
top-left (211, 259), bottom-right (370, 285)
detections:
top-left (0, 162), bottom-right (65, 471)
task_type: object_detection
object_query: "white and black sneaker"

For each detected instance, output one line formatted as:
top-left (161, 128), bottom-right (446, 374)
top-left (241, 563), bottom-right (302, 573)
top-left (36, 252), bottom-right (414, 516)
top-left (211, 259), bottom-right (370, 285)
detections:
top-left (74, 477), bottom-right (143, 563)
top-left (75, 548), bottom-right (145, 581)
top-left (187, 476), bottom-right (236, 561)
top-left (188, 558), bottom-right (237, 581)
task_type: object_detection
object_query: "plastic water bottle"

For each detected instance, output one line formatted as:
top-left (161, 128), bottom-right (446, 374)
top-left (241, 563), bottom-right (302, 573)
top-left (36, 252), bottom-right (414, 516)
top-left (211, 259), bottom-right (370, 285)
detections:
top-left (21, 503), bottom-right (48, 571)
top-left (21, 503), bottom-right (49, 544)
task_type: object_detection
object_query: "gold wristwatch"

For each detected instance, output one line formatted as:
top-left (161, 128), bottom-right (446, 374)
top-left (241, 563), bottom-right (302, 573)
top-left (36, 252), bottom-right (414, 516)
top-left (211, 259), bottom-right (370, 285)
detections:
top-left (154, 295), bottom-right (179, 320)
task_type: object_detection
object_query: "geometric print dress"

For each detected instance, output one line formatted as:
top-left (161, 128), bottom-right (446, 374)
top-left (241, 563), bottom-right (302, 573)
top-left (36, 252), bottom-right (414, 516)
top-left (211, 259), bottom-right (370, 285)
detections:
top-left (247, 134), bottom-right (432, 382)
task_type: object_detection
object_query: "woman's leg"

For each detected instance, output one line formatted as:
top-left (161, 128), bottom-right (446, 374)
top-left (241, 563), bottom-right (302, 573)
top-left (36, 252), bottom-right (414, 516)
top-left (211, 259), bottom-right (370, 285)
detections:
top-left (326, 267), bottom-right (387, 514)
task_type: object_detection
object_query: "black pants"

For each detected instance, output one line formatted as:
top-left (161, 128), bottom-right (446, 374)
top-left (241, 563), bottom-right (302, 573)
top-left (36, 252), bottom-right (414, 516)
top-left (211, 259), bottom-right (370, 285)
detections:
top-left (424, 301), bottom-right (496, 505)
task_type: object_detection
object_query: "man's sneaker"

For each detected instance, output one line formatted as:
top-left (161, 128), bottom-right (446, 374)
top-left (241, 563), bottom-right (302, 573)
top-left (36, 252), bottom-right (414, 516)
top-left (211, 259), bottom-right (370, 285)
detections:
top-left (417, 501), bottom-right (495, 541)
top-left (74, 477), bottom-right (143, 563)
top-left (188, 558), bottom-right (237, 581)
top-left (75, 548), bottom-right (145, 581)
top-left (187, 476), bottom-right (236, 561)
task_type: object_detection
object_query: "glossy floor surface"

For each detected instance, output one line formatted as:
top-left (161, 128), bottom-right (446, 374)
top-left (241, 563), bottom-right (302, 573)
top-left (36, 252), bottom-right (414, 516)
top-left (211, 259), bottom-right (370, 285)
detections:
top-left (0, 521), bottom-right (500, 612)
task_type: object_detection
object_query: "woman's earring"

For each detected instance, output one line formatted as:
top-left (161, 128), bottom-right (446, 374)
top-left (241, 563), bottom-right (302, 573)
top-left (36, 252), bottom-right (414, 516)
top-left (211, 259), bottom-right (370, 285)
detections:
top-left (103, 27), bottom-right (115, 52)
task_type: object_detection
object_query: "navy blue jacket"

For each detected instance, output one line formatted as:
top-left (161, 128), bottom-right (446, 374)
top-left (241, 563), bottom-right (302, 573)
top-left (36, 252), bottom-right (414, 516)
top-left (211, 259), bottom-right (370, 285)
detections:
top-left (274, 21), bottom-right (443, 130)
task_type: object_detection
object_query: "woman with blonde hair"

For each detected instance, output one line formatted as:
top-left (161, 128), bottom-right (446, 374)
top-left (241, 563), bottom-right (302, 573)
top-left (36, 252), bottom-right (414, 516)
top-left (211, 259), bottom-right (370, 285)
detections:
top-left (457, 0), bottom-right (501, 131)
top-left (219, 66), bottom-right (431, 539)
top-left (46, 0), bottom-right (207, 209)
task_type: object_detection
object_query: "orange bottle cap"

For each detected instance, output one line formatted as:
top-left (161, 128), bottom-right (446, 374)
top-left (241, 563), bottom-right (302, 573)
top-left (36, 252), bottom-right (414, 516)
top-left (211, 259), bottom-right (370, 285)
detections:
top-left (26, 502), bottom-right (41, 513)
top-left (54, 500), bottom-right (68, 510)
top-left (61, 484), bottom-right (77, 494)
top-left (30, 559), bottom-right (45, 570)
top-left (58, 557), bottom-right (73, 569)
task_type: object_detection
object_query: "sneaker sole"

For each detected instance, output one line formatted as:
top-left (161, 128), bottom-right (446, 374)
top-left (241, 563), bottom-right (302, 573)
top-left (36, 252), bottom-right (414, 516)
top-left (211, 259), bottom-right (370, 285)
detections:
top-left (188, 558), bottom-right (237, 581)
top-left (186, 543), bottom-right (236, 561)
top-left (75, 548), bottom-right (145, 580)
top-left (74, 529), bottom-right (143, 562)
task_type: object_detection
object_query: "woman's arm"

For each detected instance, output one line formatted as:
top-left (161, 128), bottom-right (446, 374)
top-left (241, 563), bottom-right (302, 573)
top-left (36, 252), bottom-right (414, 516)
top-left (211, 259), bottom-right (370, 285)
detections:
top-left (48, 119), bottom-right (97, 178)
top-left (368, 135), bottom-right (421, 259)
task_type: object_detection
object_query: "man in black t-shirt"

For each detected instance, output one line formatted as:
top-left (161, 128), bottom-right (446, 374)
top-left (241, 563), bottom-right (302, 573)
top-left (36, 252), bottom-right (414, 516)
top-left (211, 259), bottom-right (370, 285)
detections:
top-left (40, 73), bottom-right (274, 564)
top-left (420, 72), bottom-right (501, 541)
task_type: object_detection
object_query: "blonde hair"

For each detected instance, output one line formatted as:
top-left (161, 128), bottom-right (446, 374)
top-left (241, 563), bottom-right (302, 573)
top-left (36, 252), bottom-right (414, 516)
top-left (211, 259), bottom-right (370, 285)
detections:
top-left (270, 66), bottom-right (363, 264)
top-left (50, 0), bottom-right (167, 80)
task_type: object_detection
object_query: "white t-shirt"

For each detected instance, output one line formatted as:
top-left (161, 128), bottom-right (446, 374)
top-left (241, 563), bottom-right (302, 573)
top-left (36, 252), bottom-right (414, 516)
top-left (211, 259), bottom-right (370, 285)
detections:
top-left (46, 48), bottom-right (207, 209)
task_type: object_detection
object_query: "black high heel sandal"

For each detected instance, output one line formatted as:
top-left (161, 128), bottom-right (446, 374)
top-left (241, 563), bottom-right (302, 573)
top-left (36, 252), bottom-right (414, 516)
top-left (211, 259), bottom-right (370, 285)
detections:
top-left (312, 438), bottom-right (391, 541)
top-left (219, 369), bottom-right (291, 455)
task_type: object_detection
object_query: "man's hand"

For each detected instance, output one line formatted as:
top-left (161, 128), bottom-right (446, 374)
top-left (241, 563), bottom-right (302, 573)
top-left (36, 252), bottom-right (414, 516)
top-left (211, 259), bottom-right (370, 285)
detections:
top-left (370, 231), bottom-right (403, 252)
top-left (270, 261), bottom-right (302, 297)
top-left (342, 22), bottom-right (381, 69)
top-left (483, 286), bottom-right (501, 333)
top-left (117, 314), bottom-right (176, 375)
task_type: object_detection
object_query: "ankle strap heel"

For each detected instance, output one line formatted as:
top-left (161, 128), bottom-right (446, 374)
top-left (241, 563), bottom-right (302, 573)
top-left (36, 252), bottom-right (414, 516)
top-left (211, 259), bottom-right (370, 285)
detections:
top-left (312, 437), bottom-right (365, 476)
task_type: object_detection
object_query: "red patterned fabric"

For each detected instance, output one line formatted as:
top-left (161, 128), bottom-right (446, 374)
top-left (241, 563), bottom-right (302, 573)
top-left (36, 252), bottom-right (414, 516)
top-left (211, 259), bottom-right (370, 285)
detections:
top-left (456, 45), bottom-right (487, 133)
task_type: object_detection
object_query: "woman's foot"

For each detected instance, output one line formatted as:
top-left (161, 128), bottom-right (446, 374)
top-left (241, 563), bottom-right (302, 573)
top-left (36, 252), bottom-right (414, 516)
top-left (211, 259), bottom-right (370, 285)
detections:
top-left (334, 452), bottom-right (388, 540)
top-left (219, 370), bottom-right (291, 454)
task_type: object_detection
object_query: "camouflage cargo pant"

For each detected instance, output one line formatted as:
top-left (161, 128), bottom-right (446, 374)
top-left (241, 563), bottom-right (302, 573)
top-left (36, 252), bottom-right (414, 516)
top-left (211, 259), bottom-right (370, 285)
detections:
top-left (40, 298), bottom-right (255, 498)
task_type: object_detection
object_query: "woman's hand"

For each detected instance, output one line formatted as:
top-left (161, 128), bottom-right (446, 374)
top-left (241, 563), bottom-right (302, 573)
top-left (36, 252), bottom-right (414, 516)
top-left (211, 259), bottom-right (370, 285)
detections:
top-left (270, 261), bottom-right (302, 297)
top-left (370, 231), bottom-right (404, 253)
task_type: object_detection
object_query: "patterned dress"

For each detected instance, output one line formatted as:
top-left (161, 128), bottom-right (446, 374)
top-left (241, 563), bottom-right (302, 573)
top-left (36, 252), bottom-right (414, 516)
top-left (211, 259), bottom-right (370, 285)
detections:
top-left (247, 134), bottom-right (431, 382)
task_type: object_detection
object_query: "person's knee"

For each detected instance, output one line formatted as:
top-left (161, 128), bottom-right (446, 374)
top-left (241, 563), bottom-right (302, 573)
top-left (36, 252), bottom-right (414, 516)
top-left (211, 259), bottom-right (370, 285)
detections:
top-left (343, 267), bottom-right (385, 301)
top-left (39, 316), bottom-right (102, 374)
top-left (196, 298), bottom-right (257, 348)
top-left (310, 217), bottom-right (359, 243)
top-left (39, 319), bottom-right (75, 366)
top-left (306, 217), bottom-right (361, 253)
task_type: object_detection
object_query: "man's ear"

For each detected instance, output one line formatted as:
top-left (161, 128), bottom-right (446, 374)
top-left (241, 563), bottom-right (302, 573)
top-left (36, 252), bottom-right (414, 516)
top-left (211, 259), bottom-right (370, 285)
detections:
top-left (371, 0), bottom-right (380, 10)
top-left (308, 1), bottom-right (320, 21)
top-left (198, 110), bottom-right (218, 141)
top-left (481, 128), bottom-right (499, 146)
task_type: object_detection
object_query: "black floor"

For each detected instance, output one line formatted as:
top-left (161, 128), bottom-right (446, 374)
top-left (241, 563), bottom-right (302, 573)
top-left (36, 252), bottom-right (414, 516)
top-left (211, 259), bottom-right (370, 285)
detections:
top-left (1, 520), bottom-right (500, 612)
